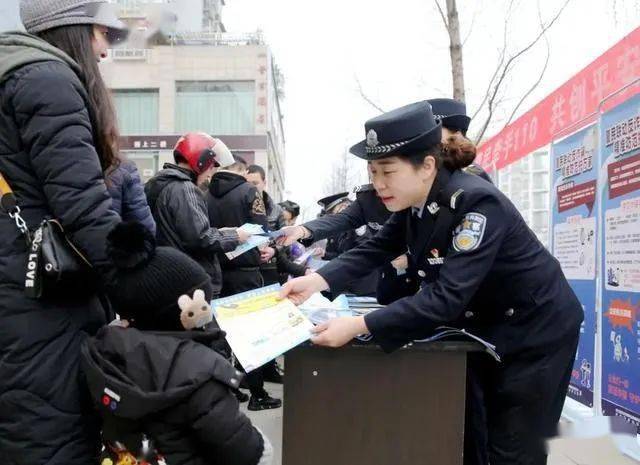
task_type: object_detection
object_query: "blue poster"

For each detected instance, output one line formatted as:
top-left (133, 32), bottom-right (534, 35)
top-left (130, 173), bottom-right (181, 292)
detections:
top-left (599, 94), bottom-right (640, 428)
top-left (551, 124), bottom-right (598, 407)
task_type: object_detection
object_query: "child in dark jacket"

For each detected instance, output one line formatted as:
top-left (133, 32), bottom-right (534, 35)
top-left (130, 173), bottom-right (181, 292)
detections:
top-left (80, 222), bottom-right (272, 465)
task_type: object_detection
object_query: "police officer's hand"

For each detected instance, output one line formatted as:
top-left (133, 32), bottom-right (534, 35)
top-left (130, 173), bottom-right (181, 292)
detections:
top-left (311, 316), bottom-right (369, 348)
top-left (276, 225), bottom-right (310, 246)
top-left (391, 254), bottom-right (408, 270)
top-left (279, 273), bottom-right (329, 305)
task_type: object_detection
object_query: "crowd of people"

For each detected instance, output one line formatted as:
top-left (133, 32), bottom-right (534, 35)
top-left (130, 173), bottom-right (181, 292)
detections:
top-left (0, 1), bottom-right (584, 465)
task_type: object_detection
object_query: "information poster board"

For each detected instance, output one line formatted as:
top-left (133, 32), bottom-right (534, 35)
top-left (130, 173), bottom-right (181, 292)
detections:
top-left (599, 94), bottom-right (640, 428)
top-left (551, 124), bottom-right (599, 407)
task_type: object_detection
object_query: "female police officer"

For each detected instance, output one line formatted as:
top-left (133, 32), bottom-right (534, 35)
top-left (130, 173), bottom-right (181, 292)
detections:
top-left (280, 101), bottom-right (583, 465)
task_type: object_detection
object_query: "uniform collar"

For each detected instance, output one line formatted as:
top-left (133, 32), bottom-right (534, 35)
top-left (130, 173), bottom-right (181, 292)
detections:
top-left (411, 168), bottom-right (453, 218)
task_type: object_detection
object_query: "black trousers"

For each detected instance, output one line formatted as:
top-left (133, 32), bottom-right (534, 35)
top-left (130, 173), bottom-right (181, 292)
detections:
top-left (221, 269), bottom-right (264, 297)
top-left (464, 331), bottom-right (579, 465)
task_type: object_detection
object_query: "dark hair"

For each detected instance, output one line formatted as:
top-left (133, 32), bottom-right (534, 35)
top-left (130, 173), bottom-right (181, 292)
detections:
top-left (247, 164), bottom-right (266, 181)
top-left (226, 155), bottom-right (248, 172)
top-left (405, 133), bottom-right (476, 171)
top-left (233, 154), bottom-right (247, 166)
top-left (37, 25), bottom-right (120, 174)
top-left (279, 200), bottom-right (300, 218)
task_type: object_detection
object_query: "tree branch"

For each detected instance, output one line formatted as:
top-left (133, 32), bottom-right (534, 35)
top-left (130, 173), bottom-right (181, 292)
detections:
top-left (504, 0), bottom-right (551, 126)
top-left (473, 0), bottom-right (572, 144)
top-left (354, 75), bottom-right (386, 113)
top-left (470, 0), bottom-right (513, 122)
top-left (433, 0), bottom-right (448, 29)
top-left (461, 1), bottom-right (480, 47)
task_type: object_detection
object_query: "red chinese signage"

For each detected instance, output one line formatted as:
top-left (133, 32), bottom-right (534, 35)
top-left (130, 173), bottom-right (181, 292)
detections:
top-left (608, 152), bottom-right (640, 199)
top-left (477, 27), bottom-right (640, 170)
top-left (557, 179), bottom-right (596, 213)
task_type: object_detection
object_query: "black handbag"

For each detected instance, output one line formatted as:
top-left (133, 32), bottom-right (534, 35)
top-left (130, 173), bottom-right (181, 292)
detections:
top-left (1, 171), bottom-right (95, 299)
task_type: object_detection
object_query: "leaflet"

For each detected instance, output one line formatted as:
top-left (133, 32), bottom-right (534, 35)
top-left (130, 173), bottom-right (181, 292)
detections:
top-left (211, 284), bottom-right (314, 372)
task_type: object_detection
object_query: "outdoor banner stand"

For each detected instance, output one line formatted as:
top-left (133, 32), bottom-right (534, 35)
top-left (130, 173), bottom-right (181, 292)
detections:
top-left (551, 78), bottom-right (640, 460)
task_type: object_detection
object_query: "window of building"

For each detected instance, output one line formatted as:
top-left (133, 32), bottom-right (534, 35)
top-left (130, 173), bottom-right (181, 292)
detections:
top-left (533, 191), bottom-right (548, 209)
top-left (533, 172), bottom-right (549, 190)
top-left (175, 81), bottom-right (255, 135)
top-left (112, 89), bottom-right (159, 135)
top-left (533, 151), bottom-right (548, 171)
top-left (533, 211), bottom-right (549, 230)
top-left (125, 152), bottom-right (159, 183)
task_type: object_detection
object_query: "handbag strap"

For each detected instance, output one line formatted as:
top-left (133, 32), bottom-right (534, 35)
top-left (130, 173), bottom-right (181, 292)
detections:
top-left (1, 171), bottom-right (42, 297)
top-left (0, 171), bottom-right (31, 244)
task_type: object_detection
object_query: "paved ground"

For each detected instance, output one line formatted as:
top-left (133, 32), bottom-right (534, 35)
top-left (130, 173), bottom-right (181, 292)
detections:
top-left (243, 382), bottom-right (639, 465)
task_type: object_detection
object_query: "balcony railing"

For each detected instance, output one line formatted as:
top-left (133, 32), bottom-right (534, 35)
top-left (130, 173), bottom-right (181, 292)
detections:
top-left (169, 31), bottom-right (264, 46)
top-left (111, 48), bottom-right (151, 60)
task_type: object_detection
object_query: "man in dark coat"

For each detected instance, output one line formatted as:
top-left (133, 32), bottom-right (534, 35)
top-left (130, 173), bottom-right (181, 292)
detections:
top-left (207, 156), bottom-right (282, 411)
top-left (246, 164), bottom-right (307, 285)
top-left (207, 156), bottom-right (269, 296)
top-left (145, 133), bottom-right (246, 298)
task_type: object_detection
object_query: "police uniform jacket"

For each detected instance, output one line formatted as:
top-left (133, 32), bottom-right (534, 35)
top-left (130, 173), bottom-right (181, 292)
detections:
top-left (304, 184), bottom-right (391, 240)
top-left (303, 186), bottom-right (392, 296)
top-left (317, 168), bottom-right (584, 356)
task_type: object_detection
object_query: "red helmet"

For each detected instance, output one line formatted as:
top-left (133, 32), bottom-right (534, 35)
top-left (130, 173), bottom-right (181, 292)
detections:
top-left (173, 132), bottom-right (234, 174)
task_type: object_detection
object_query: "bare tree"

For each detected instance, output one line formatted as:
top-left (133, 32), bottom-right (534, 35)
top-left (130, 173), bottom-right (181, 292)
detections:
top-left (323, 149), bottom-right (362, 196)
top-left (472, 0), bottom-right (572, 144)
top-left (503, 5), bottom-right (551, 126)
top-left (354, 0), bottom-right (571, 140)
top-left (434, 0), bottom-right (465, 102)
top-left (355, 75), bottom-right (386, 114)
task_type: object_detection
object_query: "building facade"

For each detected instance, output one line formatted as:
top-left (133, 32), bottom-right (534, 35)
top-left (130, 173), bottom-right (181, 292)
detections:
top-left (102, 0), bottom-right (286, 199)
top-left (0, 0), bottom-right (21, 33)
top-left (493, 149), bottom-right (551, 247)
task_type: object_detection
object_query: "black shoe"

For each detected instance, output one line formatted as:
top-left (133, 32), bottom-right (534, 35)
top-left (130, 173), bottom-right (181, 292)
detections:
top-left (248, 395), bottom-right (282, 411)
top-left (235, 390), bottom-right (249, 403)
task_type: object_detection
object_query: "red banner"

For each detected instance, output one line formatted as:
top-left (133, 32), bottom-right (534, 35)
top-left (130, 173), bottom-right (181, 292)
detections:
top-left (557, 179), bottom-right (596, 213)
top-left (608, 152), bottom-right (640, 199)
top-left (477, 27), bottom-right (640, 171)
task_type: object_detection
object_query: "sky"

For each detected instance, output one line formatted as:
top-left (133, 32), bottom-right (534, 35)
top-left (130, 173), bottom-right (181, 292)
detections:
top-left (222, 0), bottom-right (639, 219)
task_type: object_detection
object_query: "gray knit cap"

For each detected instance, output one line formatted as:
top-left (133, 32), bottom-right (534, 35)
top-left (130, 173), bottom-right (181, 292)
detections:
top-left (20, 0), bottom-right (128, 42)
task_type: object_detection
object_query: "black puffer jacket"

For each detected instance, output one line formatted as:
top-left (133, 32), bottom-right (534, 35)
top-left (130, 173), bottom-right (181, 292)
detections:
top-left (0, 32), bottom-right (120, 464)
top-left (81, 327), bottom-right (272, 465)
top-left (207, 170), bottom-right (268, 270)
top-left (145, 164), bottom-right (239, 297)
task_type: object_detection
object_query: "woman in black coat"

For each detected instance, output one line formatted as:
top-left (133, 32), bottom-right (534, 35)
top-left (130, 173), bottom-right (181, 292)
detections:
top-left (0, 2), bottom-right (127, 463)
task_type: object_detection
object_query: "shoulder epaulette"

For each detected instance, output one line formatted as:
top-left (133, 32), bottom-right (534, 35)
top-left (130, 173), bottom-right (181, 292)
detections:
top-left (450, 189), bottom-right (464, 210)
top-left (353, 183), bottom-right (374, 194)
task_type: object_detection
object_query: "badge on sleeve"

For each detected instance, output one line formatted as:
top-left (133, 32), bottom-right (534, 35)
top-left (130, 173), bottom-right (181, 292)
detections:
top-left (452, 213), bottom-right (487, 252)
top-left (251, 191), bottom-right (267, 216)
